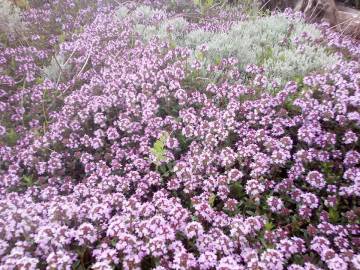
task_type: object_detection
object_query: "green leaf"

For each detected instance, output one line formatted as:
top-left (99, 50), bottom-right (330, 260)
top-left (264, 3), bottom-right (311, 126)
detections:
top-left (292, 254), bottom-right (305, 265)
top-left (194, 0), bottom-right (201, 6)
top-left (5, 129), bottom-right (18, 146)
top-left (150, 132), bottom-right (169, 165)
top-left (22, 175), bottom-right (34, 187)
top-left (195, 51), bottom-right (204, 61)
top-left (209, 193), bottom-right (216, 207)
top-left (259, 236), bottom-right (267, 247)
top-left (214, 55), bottom-right (222, 65)
top-left (207, 0), bottom-right (214, 6)
top-left (72, 260), bottom-right (81, 269)
top-left (35, 77), bottom-right (45, 84)
top-left (58, 33), bottom-right (66, 43)
top-left (111, 239), bottom-right (117, 247)
top-left (265, 221), bottom-right (274, 231)
top-left (230, 182), bottom-right (244, 200)
top-left (10, 58), bottom-right (16, 69)
top-left (153, 140), bottom-right (164, 153)
top-left (329, 208), bottom-right (340, 223)
top-left (169, 39), bottom-right (177, 49)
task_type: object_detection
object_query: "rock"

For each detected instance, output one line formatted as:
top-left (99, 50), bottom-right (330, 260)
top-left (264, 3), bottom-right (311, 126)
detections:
top-left (291, 0), bottom-right (360, 39)
top-left (336, 3), bottom-right (360, 38)
top-left (295, 0), bottom-right (338, 25)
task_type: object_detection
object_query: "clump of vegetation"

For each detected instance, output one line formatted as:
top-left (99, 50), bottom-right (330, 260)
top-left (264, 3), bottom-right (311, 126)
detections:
top-left (119, 4), bottom-right (337, 85)
top-left (42, 54), bottom-right (72, 82)
top-left (206, 14), bottom-right (338, 82)
top-left (0, 0), bottom-right (24, 40)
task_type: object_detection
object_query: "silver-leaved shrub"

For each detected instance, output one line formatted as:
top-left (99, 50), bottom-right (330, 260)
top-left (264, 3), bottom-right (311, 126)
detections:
top-left (188, 14), bottom-right (338, 83)
top-left (0, 0), bottom-right (24, 37)
top-left (127, 7), bottom-right (338, 85)
top-left (42, 54), bottom-right (72, 82)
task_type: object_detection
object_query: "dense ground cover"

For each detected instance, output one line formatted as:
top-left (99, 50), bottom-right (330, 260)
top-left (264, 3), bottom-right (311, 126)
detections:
top-left (0, 0), bottom-right (359, 269)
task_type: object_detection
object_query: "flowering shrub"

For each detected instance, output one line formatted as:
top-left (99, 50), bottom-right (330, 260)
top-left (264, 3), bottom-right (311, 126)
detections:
top-left (200, 13), bottom-right (339, 83)
top-left (0, 0), bottom-right (359, 269)
top-left (121, 5), bottom-right (338, 85)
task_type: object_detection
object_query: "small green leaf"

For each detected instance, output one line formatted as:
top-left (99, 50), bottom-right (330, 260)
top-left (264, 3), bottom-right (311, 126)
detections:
top-left (195, 51), bottom-right (204, 61)
top-left (214, 55), bottom-right (222, 65)
top-left (259, 236), bottom-right (267, 246)
top-left (209, 193), bottom-right (216, 207)
top-left (153, 140), bottom-right (164, 152)
top-left (265, 221), bottom-right (274, 231)
top-left (58, 33), bottom-right (66, 43)
top-left (10, 58), bottom-right (16, 69)
top-left (35, 77), bottom-right (45, 84)
top-left (169, 39), bottom-right (177, 49)
top-left (191, 215), bottom-right (198, 221)
top-left (22, 175), bottom-right (33, 187)
top-left (5, 129), bottom-right (18, 146)
top-left (150, 132), bottom-right (169, 166)
top-left (72, 260), bottom-right (81, 269)
top-left (329, 208), bottom-right (340, 223)
top-left (111, 239), bottom-right (117, 247)
top-left (230, 182), bottom-right (244, 200)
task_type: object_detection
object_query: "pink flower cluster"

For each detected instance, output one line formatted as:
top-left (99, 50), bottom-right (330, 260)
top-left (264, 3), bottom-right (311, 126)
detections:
top-left (0, 1), bottom-right (359, 269)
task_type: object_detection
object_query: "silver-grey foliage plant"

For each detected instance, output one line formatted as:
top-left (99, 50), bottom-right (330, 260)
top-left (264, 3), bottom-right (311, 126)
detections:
top-left (0, 0), bottom-right (24, 35)
top-left (42, 54), bottom-right (71, 83)
top-left (115, 4), bottom-right (338, 85)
